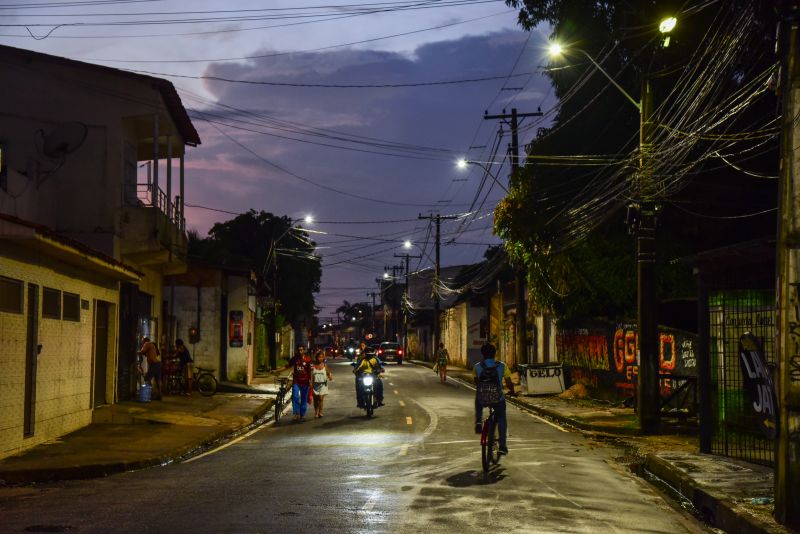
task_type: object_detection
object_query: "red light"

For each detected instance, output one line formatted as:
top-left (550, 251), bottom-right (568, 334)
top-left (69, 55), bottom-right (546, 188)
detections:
top-left (378, 349), bottom-right (383, 354)
top-left (398, 349), bottom-right (403, 355)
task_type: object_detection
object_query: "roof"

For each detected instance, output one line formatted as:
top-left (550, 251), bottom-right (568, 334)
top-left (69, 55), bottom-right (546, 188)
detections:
top-left (0, 44), bottom-right (200, 146)
top-left (0, 212), bottom-right (142, 281)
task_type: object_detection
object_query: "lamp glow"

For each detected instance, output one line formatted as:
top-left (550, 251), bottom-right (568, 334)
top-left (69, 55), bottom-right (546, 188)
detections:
top-left (456, 158), bottom-right (468, 170)
top-left (304, 215), bottom-right (314, 224)
top-left (659, 17), bottom-right (677, 33)
top-left (403, 240), bottom-right (412, 249)
top-left (383, 272), bottom-right (390, 279)
top-left (548, 42), bottom-right (563, 57)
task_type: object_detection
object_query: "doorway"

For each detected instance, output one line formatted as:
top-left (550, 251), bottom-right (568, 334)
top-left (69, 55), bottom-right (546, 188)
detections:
top-left (93, 301), bottom-right (110, 407)
top-left (24, 284), bottom-right (39, 437)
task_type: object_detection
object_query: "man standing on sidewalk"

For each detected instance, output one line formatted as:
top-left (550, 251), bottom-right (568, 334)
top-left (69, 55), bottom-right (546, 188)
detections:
top-left (474, 343), bottom-right (514, 455)
top-left (139, 337), bottom-right (162, 400)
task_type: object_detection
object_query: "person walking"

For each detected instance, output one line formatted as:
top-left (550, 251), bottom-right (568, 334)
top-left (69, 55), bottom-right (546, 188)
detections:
top-left (312, 350), bottom-right (333, 418)
top-left (435, 342), bottom-right (449, 383)
top-left (138, 337), bottom-right (162, 400)
top-left (276, 346), bottom-right (313, 421)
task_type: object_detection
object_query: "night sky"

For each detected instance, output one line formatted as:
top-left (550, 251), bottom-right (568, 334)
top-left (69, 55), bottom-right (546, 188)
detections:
top-left (0, 1), bottom-right (554, 319)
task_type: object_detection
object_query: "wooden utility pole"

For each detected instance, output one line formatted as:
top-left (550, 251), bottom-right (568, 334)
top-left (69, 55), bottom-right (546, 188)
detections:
top-left (776, 4), bottom-right (800, 526)
top-left (484, 108), bottom-right (542, 362)
top-left (418, 213), bottom-right (457, 357)
top-left (395, 252), bottom-right (421, 354)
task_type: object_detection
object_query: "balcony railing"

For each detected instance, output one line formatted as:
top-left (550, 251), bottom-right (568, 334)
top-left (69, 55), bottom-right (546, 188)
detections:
top-left (126, 183), bottom-right (185, 232)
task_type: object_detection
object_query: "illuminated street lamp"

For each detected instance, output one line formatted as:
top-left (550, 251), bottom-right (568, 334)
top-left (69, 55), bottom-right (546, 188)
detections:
top-left (403, 240), bottom-right (413, 250)
top-left (456, 158), bottom-right (509, 193)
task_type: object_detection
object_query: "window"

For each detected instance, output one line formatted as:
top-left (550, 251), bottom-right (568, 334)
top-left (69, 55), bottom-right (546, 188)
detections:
top-left (0, 276), bottom-right (23, 313)
top-left (42, 287), bottom-right (61, 319)
top-left (63, 292), bottom-right (80, 321)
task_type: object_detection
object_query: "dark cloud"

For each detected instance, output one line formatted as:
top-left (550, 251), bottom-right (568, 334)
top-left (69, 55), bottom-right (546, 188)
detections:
top-left (183, 29), bottom-right (554, 315)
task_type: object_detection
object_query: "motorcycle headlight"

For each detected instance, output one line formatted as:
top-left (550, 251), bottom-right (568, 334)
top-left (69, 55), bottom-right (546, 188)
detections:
top-left (362, 375), bottom-right (374, 386)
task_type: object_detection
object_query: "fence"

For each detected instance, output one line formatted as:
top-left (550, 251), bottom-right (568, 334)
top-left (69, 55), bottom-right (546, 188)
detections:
top-left (708, 288), bottom-right (776, 466)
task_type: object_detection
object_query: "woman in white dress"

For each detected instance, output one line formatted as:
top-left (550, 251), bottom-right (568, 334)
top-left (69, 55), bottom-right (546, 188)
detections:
top-left (312, 350), bottom-right (333, 418)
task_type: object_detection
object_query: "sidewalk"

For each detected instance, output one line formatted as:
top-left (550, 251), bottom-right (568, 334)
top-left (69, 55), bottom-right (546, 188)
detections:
top-left (0, 387), bottom-right (274, 485)
top-left (412, 359), bottom-right (794, 534)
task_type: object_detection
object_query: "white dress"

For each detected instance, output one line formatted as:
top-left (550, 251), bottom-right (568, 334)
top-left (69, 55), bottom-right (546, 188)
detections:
top-left (312, 366), bottom-right (329, 396)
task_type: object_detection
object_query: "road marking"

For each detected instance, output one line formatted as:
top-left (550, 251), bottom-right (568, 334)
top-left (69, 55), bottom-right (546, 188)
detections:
top-left (398, 400), bottom-right (406, 407)
top-left (393, 389), bottom-right (399, 395)
top-left (526, 412), bottom-right (570, 433)
top-left (399, 444), bottom-right (409, 456)
top-left (183, 398), bottom-right (290, 463)
top-left (362, 490), bottom-right (380, 512)
top-left (406, 416), bottom-right (413, 425)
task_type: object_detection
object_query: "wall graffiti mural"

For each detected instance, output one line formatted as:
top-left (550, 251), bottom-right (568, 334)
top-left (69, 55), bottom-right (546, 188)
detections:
top-left (556, 323), bottom-right (697, 397)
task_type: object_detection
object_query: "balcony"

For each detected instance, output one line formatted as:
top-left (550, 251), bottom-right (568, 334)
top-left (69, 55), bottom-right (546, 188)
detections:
top-left (118, 182), bottom-right (187, 274)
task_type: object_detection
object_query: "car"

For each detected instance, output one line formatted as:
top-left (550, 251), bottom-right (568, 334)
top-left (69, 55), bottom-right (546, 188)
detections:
top-left (377, 342), bottom-right (403, 364)
top-left (324, 346), bottom-right (338, 359)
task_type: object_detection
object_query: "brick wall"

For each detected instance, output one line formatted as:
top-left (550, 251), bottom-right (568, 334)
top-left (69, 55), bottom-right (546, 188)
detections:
top-left (0, 244), bottom-right (120, 459)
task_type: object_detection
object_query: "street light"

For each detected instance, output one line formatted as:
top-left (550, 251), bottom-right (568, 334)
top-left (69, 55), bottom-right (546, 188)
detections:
top-left (456, 158), bottom-right (509, 193)
top-left (547, 25), bottom-right (675, 434)
top-left (403, 240), bottom-right (413, 250)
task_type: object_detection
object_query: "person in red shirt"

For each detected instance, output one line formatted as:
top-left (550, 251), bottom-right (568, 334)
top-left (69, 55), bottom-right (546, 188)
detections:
top-left (276, 346), bottom-right (313, 421)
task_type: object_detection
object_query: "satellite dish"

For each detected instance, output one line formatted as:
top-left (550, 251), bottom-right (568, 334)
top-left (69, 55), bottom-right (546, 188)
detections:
top-left (42, 122), bottom-right (87, 159)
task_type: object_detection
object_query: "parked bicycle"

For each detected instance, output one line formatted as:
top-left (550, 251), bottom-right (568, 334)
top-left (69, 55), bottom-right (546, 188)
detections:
top-left (165, 363), bottom-right (217, 397)
top-left (273, 376), bottom-right (291, 423)
top-left (480, 405), bottom-right (501, 475)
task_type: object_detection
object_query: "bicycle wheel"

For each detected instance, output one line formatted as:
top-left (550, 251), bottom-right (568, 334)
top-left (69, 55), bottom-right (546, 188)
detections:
top-left (197, 373), bottom-right (217, 396)
top-left (274, 391), bottom-right (284, 423)
top-left (481, 418), bottom-right (492, 474)
top-left (166, 375), bottom-right (180, 395)
top-left (489, 418), bottom-right (501, 465)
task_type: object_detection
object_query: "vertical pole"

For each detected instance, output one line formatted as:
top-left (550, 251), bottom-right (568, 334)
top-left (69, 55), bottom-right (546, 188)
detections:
top-left (697, 272), bottom-right (712, 453)
top-left (637, 76), bottom-right (660, 434)
top-left (405, 254), bottom-right (410, 353)
top-left (776, 10), bottom-right (800, 527)
top-left (166, 135), bottom-right (172, 220)
top-left (152, 114), bottom-right (159, 208)
top-left (434, 215), bottom-right (441, 357)
top-left (179, 154), bottom-right (185, 230)
top-left (510, 108), bottom-right (529, 365)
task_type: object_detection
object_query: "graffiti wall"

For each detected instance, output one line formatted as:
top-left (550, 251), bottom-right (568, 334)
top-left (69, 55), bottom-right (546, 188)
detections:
top-left (556, 323), bottom-right (697, 397)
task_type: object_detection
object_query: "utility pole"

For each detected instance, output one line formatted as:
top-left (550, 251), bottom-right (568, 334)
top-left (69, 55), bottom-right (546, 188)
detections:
top-left (367, 291), bottom-right (378, 335)
top-left (775, 4), bottom-right (800, 526)
top-left (484, 108), bottom-right (542, 364)
top-left (395, 252), bottom-right (421, 356)
top-left (419, 213), bottom-right (458, 358)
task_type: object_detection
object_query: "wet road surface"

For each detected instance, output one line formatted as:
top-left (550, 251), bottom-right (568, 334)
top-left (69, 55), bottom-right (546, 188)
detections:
top-left (0, 360), bottom-right (707, 533)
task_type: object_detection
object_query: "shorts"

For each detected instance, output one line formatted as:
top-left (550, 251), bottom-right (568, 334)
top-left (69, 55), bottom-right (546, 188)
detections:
top-left (145, 362), bottom-right (162, 381)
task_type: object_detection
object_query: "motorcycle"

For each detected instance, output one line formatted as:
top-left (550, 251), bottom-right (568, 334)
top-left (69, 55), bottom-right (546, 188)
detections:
top-left (358, 373), bottom-right (380, 417)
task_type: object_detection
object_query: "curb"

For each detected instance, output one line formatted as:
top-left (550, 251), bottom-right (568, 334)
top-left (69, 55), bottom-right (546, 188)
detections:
top-left (0, 398), bottom-right (274, 485)
top-left (644, 454), bottom-right (777, 534)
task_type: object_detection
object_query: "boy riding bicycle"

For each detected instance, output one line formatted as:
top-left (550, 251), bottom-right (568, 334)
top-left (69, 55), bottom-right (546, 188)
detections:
top-left (474, 343), bottom-right (515, 455)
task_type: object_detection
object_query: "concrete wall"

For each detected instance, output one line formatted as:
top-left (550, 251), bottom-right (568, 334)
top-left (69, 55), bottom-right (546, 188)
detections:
top-left (0, 243), bottom-right (120, 459)
top-left (442, 303), bottom-right (467, 367)
top-left (224, 275), bottom-right (254, 383)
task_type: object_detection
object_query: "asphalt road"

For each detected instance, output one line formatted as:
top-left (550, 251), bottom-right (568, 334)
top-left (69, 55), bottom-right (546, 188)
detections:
top-left (0, 360), bottom-right (707, 533)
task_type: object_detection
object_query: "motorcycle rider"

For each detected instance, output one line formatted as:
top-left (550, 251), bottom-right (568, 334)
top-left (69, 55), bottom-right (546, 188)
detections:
top-left (353, 341), bottom-right (385, 408)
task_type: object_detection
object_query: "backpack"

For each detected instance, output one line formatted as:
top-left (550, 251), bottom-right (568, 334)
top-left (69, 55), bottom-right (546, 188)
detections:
top-left (476, 362), bottom-right (501, 406)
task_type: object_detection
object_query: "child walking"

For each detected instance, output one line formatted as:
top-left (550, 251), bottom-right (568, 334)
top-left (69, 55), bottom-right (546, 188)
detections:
top-left (312, 350), bottom-right (333, 418)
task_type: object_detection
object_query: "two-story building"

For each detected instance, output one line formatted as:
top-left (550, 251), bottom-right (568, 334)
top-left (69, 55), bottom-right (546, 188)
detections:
top-left (0, 44), bottom-right (200, 457)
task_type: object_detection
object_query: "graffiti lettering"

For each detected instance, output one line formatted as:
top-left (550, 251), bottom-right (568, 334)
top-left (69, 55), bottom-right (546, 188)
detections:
top-left (613, 329), bottom-right (637, 373)
top-left (529, 367), bottom-right (562, 378)
top-left (556, 332), bottom-right (610, 371)
top-left (660, 334), bottom-right (676, 371)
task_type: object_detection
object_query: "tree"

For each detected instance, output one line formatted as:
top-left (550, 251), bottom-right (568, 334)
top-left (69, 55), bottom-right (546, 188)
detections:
top-left (497, 0), bottom-right (778, 321)
top-left (189, 210), bottom-right (321, 324)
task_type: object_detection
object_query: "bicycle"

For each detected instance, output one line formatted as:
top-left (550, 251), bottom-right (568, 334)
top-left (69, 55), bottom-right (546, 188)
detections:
top-left (194, 366), bottom-right (217, 396)
top-left (273, 376), bottom-right (291, 423)
top-left (480, 404), bottom-right (501, 475)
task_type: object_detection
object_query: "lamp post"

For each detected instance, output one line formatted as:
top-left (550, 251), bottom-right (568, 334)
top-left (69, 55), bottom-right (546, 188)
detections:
top-left (264, 214), bottom-right (314, 369)
top-left (548, 18), bottom-right (675, 434)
